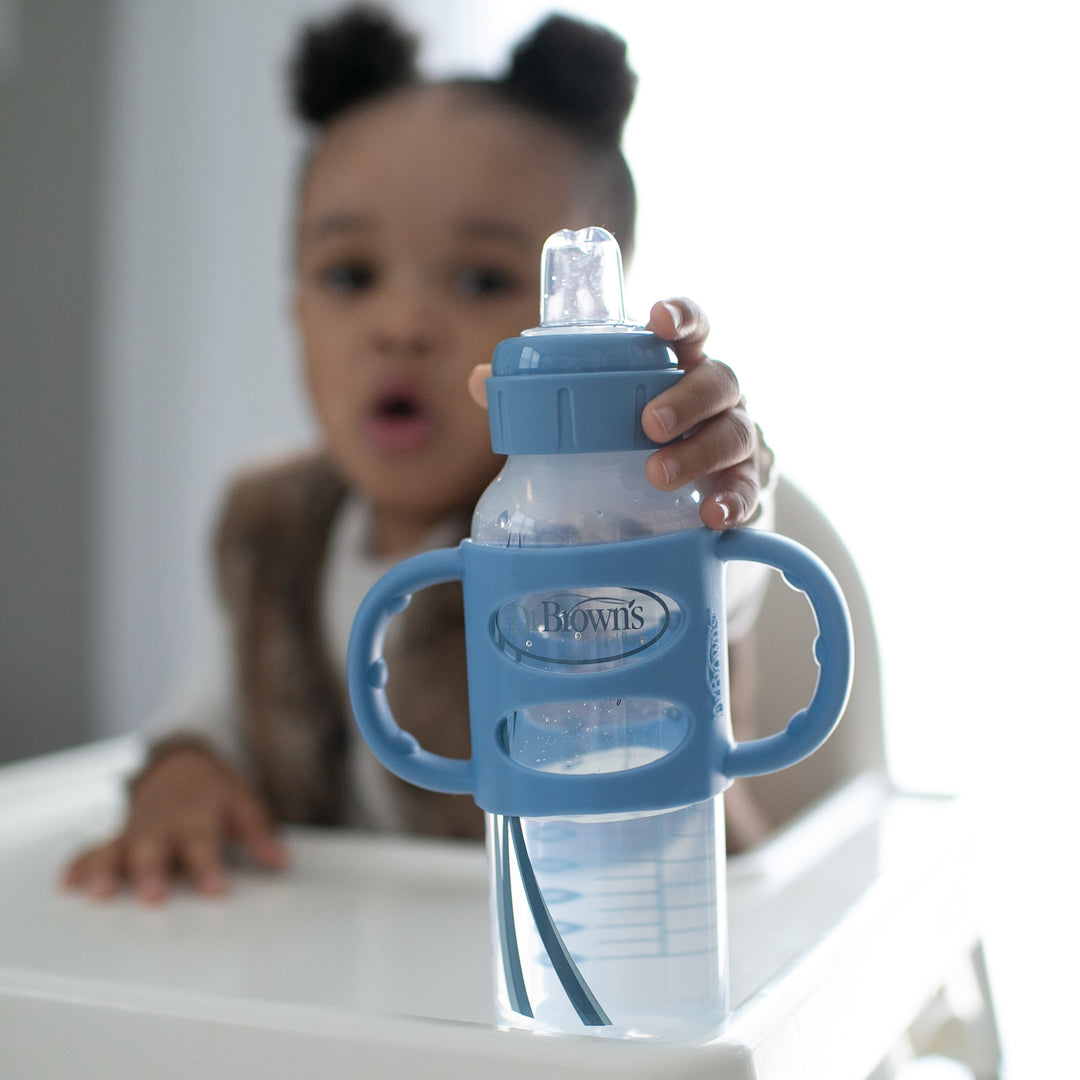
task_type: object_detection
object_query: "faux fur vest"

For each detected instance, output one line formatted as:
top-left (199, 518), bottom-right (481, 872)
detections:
top-left (214, 450), bottom-right (483, 839)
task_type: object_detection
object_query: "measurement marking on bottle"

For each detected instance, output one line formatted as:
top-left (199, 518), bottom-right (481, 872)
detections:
top-left (583, 947), bottom-right (719, 961)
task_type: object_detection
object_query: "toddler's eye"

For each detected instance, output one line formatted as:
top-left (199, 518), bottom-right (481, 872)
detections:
top-left (456, 266), bottom-right (518, 298)
top-left (320, 261), bottom-right (376, 294)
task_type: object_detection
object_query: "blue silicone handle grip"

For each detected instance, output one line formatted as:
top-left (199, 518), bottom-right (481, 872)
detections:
top-left (714, 529), bottom-right (854, 778)
top-left (346, 546), bottom-right (475, 795)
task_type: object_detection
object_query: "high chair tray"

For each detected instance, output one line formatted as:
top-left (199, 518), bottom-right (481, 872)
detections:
top-left (0, 738), bottom-right (980, 1079)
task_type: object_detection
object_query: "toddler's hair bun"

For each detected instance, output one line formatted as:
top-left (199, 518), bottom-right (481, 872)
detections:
top-left (290, 4), bottom-right (419, 126)
top-left (504, 15), bottom-right (637, 145)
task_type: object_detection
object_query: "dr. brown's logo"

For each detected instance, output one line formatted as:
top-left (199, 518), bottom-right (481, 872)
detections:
top-left (494, 588), bottom-right (673, 667)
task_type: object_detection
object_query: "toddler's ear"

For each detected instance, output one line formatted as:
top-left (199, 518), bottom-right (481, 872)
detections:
top-left (468, 364), bottom-right (491, 409)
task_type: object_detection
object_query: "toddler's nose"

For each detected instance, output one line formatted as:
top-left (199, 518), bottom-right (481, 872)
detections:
top-left (369, 284), bottom-right (439, 359)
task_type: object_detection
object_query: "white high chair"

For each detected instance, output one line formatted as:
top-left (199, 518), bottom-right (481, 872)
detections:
top-left (739, 476), bottom-right (1002, 1078)
top-left (0, 478), bottom-right (1001, 1079)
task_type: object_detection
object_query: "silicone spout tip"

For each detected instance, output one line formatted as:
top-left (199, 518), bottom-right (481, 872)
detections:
top-left (540, 227), bottom-right (626, 328)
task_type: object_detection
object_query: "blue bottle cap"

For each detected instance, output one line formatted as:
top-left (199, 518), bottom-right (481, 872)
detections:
top-left (485, 228), bottom-right (682, 454)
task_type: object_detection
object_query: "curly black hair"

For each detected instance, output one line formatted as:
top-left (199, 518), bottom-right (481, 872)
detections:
top-left (290, 4), bottom-right (419, 126)
top-left (289, 4), bottom-right (638, 251)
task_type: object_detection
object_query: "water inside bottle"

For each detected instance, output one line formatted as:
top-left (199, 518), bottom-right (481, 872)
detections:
top-left (488, 795), bottom-right (727, 1040)
top-left (502, 699), bottom-right (690, 775)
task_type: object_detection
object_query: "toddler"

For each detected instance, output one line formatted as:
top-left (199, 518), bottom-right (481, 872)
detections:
top-left (63, 6), bottom-right (774, 904)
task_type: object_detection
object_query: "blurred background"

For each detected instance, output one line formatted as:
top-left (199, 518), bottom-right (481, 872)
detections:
top-left (1, 1), bottom-right (1076, 1074)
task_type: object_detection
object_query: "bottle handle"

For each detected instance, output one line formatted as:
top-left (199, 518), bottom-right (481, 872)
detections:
top-left (346, 546), bottom-right (475, 795)
top-left (714, 529), bottom-right (854, 778)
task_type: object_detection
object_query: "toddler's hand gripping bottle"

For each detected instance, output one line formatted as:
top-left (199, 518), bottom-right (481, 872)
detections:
top-left (348, 228), bottom-right (853, 1040)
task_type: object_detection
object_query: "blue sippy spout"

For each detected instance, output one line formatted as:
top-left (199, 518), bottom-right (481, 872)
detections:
top-left (539, 227), bottom-right (627, 329)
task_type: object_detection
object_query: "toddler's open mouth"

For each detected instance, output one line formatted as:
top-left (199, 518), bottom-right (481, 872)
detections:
top-left (365, 384), bottom-right (435, 454)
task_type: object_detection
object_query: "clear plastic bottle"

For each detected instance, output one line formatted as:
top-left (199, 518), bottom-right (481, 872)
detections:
top-left (472, 229), bottom-right (727, 1039)
top-left (349, 227), bottom-right (851, 1043)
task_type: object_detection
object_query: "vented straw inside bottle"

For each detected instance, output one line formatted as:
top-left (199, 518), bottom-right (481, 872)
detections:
top-left (539, 226), bottom-right (626, 328)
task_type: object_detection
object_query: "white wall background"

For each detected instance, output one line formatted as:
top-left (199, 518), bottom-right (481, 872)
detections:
top-left (88, 2), bottom-right (1077, 1074)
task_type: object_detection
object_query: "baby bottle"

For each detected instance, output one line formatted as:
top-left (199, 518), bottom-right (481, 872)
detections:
top-left (348, 227), bottom-right (854, 1041)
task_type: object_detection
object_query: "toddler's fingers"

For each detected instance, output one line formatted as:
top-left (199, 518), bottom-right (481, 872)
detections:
top-left (61, 841), bottom-right (123, 899)
top-left (227, 789), bottom-right (289, 871)
top-left (179, 832), bottom-right (228, 897)
top-left (127, 834), bottom-right (172, 906)
top-left (697, 458), bottom-right (762, 531)
top-left (641, 357), bottom-right (742, 448)
top-left (646, 299), bottom-right (711, 368)
top-left (645, 402), bottom-right (755, 492)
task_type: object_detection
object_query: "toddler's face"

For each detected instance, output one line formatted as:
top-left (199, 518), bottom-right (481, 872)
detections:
top-left (294, 87), bottom-right (593, 552)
